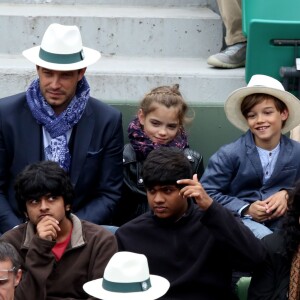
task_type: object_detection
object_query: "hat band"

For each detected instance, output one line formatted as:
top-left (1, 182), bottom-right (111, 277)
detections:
top-left (39, 48), bottom-right (84, 64)
top-left (102, 278), bottom-right (152, 293)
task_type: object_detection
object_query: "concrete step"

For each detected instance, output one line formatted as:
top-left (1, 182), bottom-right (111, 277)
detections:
top-left (0, 3), bottom-right (222, 58)
top-left (0, 0), bottom-right (245, 107)
top-left (0, 0), bottom-right (212, 7)
top-left (0, 54), bottom-right (245, 104)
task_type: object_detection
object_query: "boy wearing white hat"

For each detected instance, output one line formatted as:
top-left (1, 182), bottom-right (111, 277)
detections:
top-left (0, 23), bottom-right (124, 234)
top-left (201, 74), bottom-right (300, 239)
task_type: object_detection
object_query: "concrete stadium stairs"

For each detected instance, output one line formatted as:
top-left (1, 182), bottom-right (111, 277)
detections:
top-left (0, 0), bottom-right (246, 163)
top-left (0, 0), bottom-right (245, 104)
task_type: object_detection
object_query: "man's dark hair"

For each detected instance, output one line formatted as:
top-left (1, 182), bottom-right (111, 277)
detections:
top-left (0, 242), bottom-right (21, 275)
top-left (142, 147), bottom-right (193, 189)
top-left (14, 160), bottom-right (75, 215)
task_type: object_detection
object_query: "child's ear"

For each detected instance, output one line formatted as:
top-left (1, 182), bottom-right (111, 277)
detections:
top-left (281, 109), bottom-right (289, 121)
top-left (137, 109), bottom-right (145, 125)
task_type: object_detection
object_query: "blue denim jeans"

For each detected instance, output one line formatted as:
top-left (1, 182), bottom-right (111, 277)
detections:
top-left (241, 216), bottom-right (283, 239)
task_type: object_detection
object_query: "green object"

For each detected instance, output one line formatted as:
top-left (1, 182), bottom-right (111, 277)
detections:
top-left (235, 276), bottom-right (251, 300)
top-left (246, 20), bottom-right (300, 84)
top-left (242, 0), bottom-right (300, 37)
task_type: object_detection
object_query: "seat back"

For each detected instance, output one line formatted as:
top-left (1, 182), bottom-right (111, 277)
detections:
top-left (242, 0), bottom-right (300, 37)
top-left (235, 276), bottom-right (251, 300)
top-left (246, 20), bottom-right (300, 87)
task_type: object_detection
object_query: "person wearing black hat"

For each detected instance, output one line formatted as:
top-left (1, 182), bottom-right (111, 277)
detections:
top-left (0, 23), bottom-right (124, 234)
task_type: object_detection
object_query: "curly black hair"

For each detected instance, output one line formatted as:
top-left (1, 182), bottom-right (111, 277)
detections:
top-left (14, 160), bottom-right (75, 217)
top-left (284, 182), bottom-right (300, 261)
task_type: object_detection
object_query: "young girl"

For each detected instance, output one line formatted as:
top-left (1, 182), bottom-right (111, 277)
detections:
top-left (113, 84), bottom-right (204, 226)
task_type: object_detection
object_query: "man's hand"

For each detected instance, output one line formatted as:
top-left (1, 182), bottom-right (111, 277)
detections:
top-left (177, 174), bottom-right (213, 211)
top-left (36, 216), bottom-right (60, 241)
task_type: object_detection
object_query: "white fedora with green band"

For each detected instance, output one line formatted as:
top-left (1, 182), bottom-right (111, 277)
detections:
top-left (224, 74), bottom-right (300, 134)
top-left (83, 251), bottom-right (170, 300)
top-left (23, 23), bottom-right (101, 71)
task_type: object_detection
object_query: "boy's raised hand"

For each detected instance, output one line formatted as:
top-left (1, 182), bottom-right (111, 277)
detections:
top-left (36, 216), bottom-right (61, 241)
top-left (177, 174), bottom-right (213, 211)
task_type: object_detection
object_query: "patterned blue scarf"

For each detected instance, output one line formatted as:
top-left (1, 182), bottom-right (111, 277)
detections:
top-left (26, 76), bottom-right (90, 171)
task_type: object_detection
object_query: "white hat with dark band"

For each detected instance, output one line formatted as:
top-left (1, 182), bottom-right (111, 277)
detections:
top-left (224, 74), bottom-right (300, 134)
top-left (83, 252), bottom-right (170, 300)
top-left (23, 23), bottom-right (101, 71)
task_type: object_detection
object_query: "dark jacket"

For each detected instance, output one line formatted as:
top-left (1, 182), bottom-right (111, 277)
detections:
top-left (0, 92), bottom-right (124, 233)
top-left (113, 143), bottom-right (204, 225)
top-left (248, 232), bottom-right (290, 300)
top-left (201, 130), bottom-right (300, 213)
top-left (0, 214), bottom-right (118, 300)
top-left (116, 200), bottom-right (266, 300)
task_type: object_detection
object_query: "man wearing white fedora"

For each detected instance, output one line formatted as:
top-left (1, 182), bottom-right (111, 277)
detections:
top-left (83, 252), bottom-right (170, 300)
top-left (0, 23), bottom-right (124, 234)
top-left (201, 74), bottom-right (300, 239)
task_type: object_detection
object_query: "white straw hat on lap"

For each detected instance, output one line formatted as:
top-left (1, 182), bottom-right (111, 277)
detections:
top-left (83, 252), bottom-right (170, 300)
top-left (23, 23), bottom-right (101, 71)
top-left (224, 74), bottom-right (300, 134)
